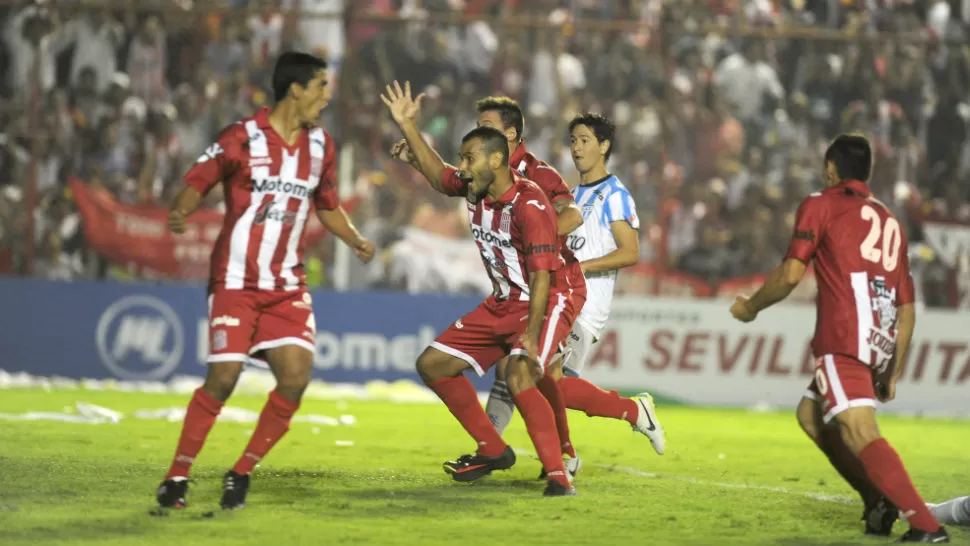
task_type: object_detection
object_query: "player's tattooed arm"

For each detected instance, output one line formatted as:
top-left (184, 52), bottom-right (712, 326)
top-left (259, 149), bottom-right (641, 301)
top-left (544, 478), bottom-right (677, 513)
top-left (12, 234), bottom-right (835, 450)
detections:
top-left (553, 199), bottom-right (583, 236)
top-left (731, 258), bottom-right (806, 322)
top-left (381, 80), bottom-right (450, 194)
top-left (168, 186), bottom-right (203, 234)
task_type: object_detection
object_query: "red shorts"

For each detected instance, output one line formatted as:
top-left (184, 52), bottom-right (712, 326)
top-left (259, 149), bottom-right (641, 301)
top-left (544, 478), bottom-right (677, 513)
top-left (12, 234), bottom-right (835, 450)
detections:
top-left (207, 289), bottom-right (316, 365)
top-left (803, 354), bottom-right (877, 423)
top-left (431, 291), bottom-right (579, 376)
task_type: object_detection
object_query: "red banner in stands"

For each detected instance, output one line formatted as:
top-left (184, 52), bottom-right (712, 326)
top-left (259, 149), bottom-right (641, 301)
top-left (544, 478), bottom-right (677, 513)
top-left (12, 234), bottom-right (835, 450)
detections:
top-left (69, 178), bottom-right (348, 280)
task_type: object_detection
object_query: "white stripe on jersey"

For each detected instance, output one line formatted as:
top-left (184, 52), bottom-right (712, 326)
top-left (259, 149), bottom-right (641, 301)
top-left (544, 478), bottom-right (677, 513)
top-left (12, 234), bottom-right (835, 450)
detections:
top-left (569, 175), bottom-right (639, 337)
top-left (497, 203), bottom-right (529, 301)
top-left (256, 150), bottom-right (299, 289)
top-left (850, 271), bottom-right (875, 365)
top-left (225, 121), bottom-right (269, 289)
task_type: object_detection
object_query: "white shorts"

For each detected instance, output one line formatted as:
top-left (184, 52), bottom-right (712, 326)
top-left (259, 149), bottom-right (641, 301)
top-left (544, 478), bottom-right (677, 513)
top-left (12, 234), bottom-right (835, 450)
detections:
top-left (559, 322), bottom-right (597, 377)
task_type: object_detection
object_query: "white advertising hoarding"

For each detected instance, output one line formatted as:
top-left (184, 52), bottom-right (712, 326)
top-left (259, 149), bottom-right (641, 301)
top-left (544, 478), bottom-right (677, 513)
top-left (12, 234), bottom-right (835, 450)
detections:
top-left (582, 297), bottom-right (970, 416)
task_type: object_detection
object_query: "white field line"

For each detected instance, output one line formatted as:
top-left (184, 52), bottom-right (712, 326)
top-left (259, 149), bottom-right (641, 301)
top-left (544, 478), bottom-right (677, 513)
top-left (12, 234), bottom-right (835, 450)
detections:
top-left (512, 448), bottom-right (857, 506)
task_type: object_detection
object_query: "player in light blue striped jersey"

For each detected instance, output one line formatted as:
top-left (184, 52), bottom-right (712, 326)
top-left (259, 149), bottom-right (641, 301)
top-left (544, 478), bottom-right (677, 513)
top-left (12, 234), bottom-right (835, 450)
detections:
top-left (551, 114), bottom-right (667, 476)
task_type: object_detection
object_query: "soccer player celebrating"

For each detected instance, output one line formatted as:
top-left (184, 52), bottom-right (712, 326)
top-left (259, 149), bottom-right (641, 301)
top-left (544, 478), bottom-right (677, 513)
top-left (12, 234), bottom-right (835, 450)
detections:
top-left (487, 113), bottom-right (667, 481)
top-left (156, 52), bottom-right (376, 510)
top-left (392, 96), bottom-right (584, 477)
top-left (382, 81), bottom-right (580, 496)
top-left (730, 134), bottom-right (948, 543)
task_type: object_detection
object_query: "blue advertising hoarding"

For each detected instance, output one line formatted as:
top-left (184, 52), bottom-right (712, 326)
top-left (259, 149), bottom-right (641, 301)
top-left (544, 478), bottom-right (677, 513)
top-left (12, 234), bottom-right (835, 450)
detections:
top-left (0, 278), bottom-right (485, 387)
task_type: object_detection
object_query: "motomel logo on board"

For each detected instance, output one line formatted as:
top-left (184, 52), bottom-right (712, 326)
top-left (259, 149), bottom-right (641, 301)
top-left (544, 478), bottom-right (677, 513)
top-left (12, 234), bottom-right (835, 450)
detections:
top-left (197, 321), bottom-right (436, 372)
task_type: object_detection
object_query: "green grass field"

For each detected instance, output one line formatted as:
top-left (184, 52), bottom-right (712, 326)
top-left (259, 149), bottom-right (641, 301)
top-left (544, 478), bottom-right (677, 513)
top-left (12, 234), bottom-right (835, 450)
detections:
top-left (0, 388), bottom-right (966, 546)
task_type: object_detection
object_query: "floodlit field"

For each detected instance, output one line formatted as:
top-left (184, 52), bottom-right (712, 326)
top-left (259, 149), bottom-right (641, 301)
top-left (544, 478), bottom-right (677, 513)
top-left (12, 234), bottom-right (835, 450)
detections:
top-left (0, 388), bottom-right (966, 546)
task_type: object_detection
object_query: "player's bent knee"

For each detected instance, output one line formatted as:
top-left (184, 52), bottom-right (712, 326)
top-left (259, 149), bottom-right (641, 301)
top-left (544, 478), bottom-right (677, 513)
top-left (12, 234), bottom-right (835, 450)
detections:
top-left (795, 397), bottom-right (820, 441)
top-left (546, 360), bottom-right (564, 382)
top-left (415, 347), bottom-right (467, 383)
top-left (494, 356), bottom-right (509, 381)
top-left (204, 361), bottom-right (244, 401)
top-left (834, 406), bottom-right (881, 454)
top-left (505, 356), bottom-right (539, 395)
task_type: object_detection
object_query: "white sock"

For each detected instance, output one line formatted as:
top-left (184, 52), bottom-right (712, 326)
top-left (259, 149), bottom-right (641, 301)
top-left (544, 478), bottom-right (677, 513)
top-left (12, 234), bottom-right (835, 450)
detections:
top-left (927, 496), bottom-right (970, 526)
top-left (485, 380), bottom-right (515, 435)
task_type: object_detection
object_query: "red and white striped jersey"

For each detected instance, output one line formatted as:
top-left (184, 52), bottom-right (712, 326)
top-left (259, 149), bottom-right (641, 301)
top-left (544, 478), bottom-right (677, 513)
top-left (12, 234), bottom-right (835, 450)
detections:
top-left (184, 107), bottom-right (339, 293)
top-left (786, 179), bottom-right (916, 371)
top-left (440, 166), bottom-right (571, 303)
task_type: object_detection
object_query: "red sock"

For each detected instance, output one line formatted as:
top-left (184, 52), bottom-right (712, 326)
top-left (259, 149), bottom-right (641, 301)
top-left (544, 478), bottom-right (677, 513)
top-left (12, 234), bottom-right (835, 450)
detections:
top-left (559, 376), bottom-right (638, 425)
top-left (232, 390), bottom-right (299, 475)
top-left (166, 387), bottom-right (224, 480)
top-left (815, 427), bottom-right (882, 508)
top-left (428, 376), bottom-right (507, 457)
top-left (513, 386), bottom-right (568, 487)
top-left (858, 439), bottom-right (940, 532)
top-left (537, 375), bottom-right (576, 458)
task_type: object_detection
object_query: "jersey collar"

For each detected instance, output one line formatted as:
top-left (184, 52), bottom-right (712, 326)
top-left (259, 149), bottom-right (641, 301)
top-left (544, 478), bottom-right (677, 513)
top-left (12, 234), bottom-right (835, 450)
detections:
top-left (484, 176), bottom-right (522, 208)
top-left (254, 107), bottom-right (273, 128)
top-left (510, 141), bottom-right (528, 170)
top-left (837, 179), bottom-right (871, 197)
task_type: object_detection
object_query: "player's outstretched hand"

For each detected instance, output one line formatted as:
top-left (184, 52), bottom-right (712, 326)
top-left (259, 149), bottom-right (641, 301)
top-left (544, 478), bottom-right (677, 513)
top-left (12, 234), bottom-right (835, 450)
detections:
top-left (381, 80), bottom-right (425, 126)
top-left (730, 295), bottom-right (758, 322)
top-left (390, 138), bottom-right (415, 164)
top-left (168, 209), bottom-right (187, 234)
top-left (353, 237), bottom-right (377, 264)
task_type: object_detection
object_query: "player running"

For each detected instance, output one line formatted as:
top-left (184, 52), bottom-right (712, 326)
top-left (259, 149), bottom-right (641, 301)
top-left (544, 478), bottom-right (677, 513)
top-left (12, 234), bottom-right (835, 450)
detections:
top-left (487, 113), bottom-right (666, 479)
top-left (382, 81), bottom-right (580, 496)
top-left (730, 134), bottom-right (949, 543)
top-left (155, 52), bottom-right (375, 511)
top-left (392, 96), bottom-right (584, 476)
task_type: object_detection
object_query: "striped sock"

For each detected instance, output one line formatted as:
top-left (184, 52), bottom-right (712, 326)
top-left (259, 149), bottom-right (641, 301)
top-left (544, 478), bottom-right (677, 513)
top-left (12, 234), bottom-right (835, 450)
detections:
top-left (485, 379), bottom-right (515, 435)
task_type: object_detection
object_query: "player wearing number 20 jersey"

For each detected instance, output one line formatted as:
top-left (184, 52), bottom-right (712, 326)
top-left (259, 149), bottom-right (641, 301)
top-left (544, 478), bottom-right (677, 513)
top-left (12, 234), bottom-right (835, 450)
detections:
top-left (730, 134), bottom-right (946, 543)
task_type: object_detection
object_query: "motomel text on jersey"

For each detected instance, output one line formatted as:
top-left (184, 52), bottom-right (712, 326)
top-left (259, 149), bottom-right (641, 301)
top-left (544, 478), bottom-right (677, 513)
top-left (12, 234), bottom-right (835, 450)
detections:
top-left (471, 226), bottom-right (512, 248)
top-left (251, 176), bottom-right (313, 198)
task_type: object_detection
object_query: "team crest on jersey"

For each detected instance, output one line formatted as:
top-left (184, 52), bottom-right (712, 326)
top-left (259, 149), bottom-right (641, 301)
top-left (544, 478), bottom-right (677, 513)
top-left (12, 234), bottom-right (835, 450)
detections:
top-left (500, 209), bottom-right (511, 232)
top-left (869, 276), bottom-right (898, 330)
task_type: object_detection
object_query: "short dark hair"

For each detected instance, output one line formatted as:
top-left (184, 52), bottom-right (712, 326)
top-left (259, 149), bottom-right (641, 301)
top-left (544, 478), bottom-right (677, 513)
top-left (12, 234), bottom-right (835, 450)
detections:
top-left (271, 51), bottom-right (328, 103)
top-left (461, 126), bottom-right (510, 166)
top-left (475, 96), bottom-right (525, 141)
top-left (569, 113), bottom-right (617, 161)
top-left (824, 133), bottom-right (872, 182)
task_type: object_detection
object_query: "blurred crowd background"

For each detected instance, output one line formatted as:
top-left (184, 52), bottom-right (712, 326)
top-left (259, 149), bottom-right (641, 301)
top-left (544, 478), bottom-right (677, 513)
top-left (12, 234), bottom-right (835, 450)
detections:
top-left (2, 0), bottom-right (970, 307)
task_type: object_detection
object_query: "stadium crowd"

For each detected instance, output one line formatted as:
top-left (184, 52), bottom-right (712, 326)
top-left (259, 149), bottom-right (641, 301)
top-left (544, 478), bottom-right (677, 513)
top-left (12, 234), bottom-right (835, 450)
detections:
top-left (1, 0), bottom-right (968, 306)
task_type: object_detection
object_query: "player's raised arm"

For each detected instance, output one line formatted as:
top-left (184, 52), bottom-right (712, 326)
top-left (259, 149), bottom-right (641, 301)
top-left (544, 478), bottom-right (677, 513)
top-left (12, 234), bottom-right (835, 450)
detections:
top-left (381, 81), bottom-right (460, 195)
top-left (169, 131), bottom-right (238, 234)
top-left (731, 195), bottom-right (824, 322)
top-left (313, 133), bottom-right (376, 264)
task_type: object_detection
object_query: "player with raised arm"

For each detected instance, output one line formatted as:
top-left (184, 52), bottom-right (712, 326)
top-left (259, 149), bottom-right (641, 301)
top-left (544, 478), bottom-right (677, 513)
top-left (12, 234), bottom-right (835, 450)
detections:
top-left (382, 81), bottom-right (580, 496)
top-left (392, 96), bottom-right (584, 477)
top-left (155, 52), bottom-right (375, 511)
top-left (489, 114), bottom-right (667, 481)
top-left (730, 134), bottom-right (948, 543)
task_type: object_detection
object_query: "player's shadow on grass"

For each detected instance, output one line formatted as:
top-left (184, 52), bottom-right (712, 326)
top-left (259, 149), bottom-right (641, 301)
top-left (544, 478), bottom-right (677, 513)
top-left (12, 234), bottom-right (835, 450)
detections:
top-left (342, 479), bottom-right (543, 510)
